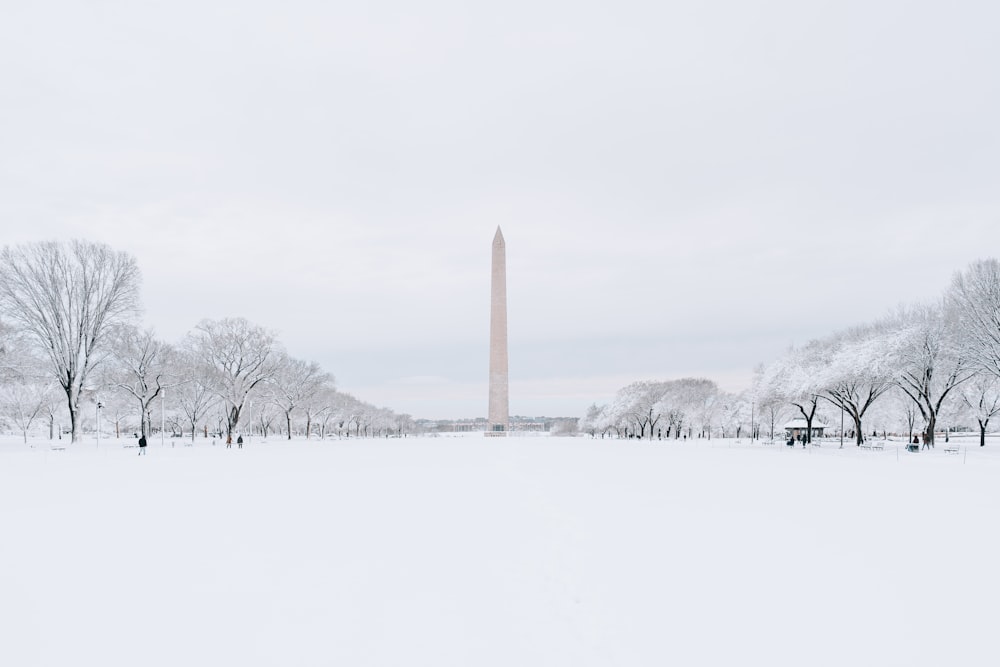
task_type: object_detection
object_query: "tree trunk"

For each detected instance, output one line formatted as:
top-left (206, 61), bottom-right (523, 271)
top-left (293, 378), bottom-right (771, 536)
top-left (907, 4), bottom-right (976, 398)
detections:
top-left (227, 404), bottom-right (242, 437)
top-left (980, 419), bottom-right (987, 447)
top-left (852, 413), bottom-right (864, 446)
top-left (66, 390), bottom-right (78, 443)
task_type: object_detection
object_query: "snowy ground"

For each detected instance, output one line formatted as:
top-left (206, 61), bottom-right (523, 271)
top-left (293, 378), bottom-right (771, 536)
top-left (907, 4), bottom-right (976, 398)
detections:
top-left (1, 432), bottom-right (999, 667)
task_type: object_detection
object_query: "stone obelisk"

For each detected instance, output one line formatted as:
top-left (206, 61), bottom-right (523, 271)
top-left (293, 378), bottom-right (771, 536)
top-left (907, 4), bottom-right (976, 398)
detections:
top-left (488, 227), bottom-right (509, 436)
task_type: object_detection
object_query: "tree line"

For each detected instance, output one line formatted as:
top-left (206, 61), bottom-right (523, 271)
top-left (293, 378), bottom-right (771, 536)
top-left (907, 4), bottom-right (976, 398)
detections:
top-left (582, 259), bottom-right (1000, 448)
top-left (0, 240), bottom-right (412, 443)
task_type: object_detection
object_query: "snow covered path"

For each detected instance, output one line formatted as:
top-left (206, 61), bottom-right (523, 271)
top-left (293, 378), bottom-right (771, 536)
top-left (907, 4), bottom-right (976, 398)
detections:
top-left (2, 435), bottom-right (998, 666)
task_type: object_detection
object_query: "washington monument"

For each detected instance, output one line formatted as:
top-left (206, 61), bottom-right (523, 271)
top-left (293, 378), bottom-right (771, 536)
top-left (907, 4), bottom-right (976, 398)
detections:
top-left (488, 227), bottom-right (509, 435)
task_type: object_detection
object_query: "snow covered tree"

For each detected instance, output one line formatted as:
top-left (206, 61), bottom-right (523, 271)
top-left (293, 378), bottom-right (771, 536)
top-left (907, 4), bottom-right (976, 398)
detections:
top-left (950, 259), bottom-right (1000, 379)
top-left (392, 412), bottom-right (415, 437)
top-left (107, 326), bottom-right (179, 438)
top-left (253, 398), bottom-right (280, 439)
top-left (171, 350), bottom-right (218, 443)
top-left (0, 319), bottom-right (19, 376)
top-left (269, 354), bottom-right (334, 440)
top-left (752, 364), bottom-right (790, 442)
top-left (717, 392), bottom-right (746, 439)
top-left (656, 378), bottom-right (703, 439)
top-left (614, 381), bottom-right (668, 439)
top-left (0, 240), bottom-right (141, 442)
top-left (301, 381), bottom-right (338, 439)
top-left (97, 391), bottom-right (134, 439)
top-left (674, 378), bottom-right (720, 439)
top-left (813, 325), bottom-right (896, 446)
top-left (580, 403), bottom-right (599, 438)
top-left (187, 317), bottom-right (280, 439)
top-left (0, 378), bottom-right (55, 443)
top-left (957, 374), bottom-right (1000, 447)
top-left (889, 304), bottom-right (974, 447)
top-left (760, 343), bottom-right (824, 444)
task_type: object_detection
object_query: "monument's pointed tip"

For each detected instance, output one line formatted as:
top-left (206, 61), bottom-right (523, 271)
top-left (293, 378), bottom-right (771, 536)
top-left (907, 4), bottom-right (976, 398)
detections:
top-left (494, 226), bottom-right (504, 242)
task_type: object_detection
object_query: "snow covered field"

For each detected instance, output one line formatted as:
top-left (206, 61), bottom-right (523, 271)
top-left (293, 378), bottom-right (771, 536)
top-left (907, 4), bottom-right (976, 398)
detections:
top-left (2, 433), bottom-right (998, 667)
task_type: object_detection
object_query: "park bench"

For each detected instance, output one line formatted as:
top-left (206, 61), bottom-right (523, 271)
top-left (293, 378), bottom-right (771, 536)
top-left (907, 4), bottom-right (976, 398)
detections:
top-left (860, 440), bottom-right (872, 450)
top-left (943, 441), bottom-right (960, 454)
top-left (871, 440), bottom-right (884, 450)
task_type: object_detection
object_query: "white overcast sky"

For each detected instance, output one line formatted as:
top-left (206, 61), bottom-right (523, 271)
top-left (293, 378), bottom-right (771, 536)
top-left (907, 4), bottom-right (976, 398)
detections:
top-left (2, 1), bottom-right (998, 419)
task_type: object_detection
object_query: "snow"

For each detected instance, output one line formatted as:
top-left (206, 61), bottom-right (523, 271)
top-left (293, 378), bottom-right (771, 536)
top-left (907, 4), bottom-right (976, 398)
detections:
top-left (2, 433), bottom-right (999, 666)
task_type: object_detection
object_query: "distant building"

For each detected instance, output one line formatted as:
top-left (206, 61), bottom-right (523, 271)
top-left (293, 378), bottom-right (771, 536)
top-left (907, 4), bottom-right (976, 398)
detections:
top-left (415, 416), bottom-right (579, 435)
top-left (783, 419), bottom-right (829, 439)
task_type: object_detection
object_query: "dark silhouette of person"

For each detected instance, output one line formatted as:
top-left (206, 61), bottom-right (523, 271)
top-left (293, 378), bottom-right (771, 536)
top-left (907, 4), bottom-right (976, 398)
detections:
top-left (237, 435), bottom-right (244, 449)
top-left (138, 434), bottom-right (147, 456)
top-left (226, 434), bottom-right (232, 449)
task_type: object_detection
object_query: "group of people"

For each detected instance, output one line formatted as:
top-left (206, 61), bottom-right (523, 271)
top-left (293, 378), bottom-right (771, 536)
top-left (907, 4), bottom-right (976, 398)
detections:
top-left (907, 432), bottom-right (933, 451)
top-left (786, 433), bottom-right (810, 447)
top-left (135, 432), bottom-right (245, 454)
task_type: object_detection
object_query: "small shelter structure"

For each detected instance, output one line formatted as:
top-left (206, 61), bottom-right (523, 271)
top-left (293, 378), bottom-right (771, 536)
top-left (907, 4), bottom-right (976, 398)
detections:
top-left (783, 419), bottom-right (829, 440)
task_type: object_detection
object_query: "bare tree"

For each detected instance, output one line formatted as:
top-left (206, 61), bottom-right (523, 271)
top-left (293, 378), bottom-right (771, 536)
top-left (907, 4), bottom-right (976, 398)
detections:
top-left (255, 399), bottom-right (281, 439)
top-left (166, 349), bottom-right (218, 443)
top-left (0, 319), bottom-right (18, 376)
top-left (0, 240), bottom-right (140, 442)
top-left (752, 364), bottom-right (789, 442)
top-left (301, 381), bottom-right (337, 439)
top-left (950, 259), bottom-right (1000, 379)
top-left (269, 354), bottom-right (334, 440)
top-left (393, 412), bottom-right (414, 436)
top-left (0, 376), bottom-right (55, 444)
top-left (878, 388), bottom-right (922, 443)
top-left (173, 378), bottom-right (217, 442)
top-left (958, 374), bottom-right (1000, 447)
top-left (318, 389), bottom-right (345, 439)
top-left (187, 317), bottom-right (279, 438)
top-left (107, 326), bottom-right (179, 437)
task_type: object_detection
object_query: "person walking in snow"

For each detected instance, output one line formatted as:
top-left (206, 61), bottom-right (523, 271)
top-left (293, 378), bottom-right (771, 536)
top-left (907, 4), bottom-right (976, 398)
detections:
top-left (237, 434), bottom-right (243, 449)
top-left (226, 434), bottom-right (232, 449)
top-left (138, 434), bottom-right (147, 456)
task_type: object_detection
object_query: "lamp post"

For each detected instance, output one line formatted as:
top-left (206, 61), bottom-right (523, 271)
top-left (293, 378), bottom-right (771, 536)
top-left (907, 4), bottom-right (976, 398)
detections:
top-left (96, 401), bottom-right (103, 450)
top-left (840, 406), bottom-right (844, 449)
top-left (161, 389), bottom-right (165, 447)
